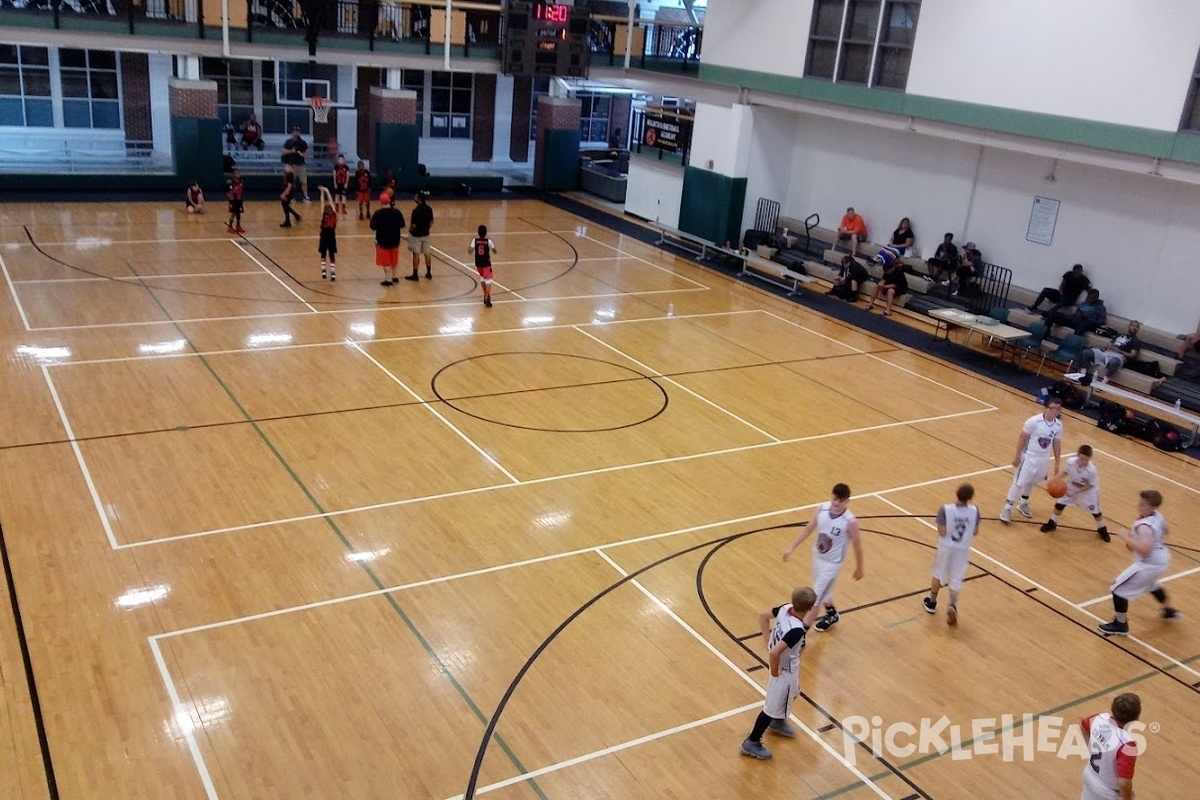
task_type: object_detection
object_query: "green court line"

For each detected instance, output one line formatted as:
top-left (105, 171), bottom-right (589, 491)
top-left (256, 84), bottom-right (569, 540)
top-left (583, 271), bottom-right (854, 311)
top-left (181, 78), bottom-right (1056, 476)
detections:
top-left (884, 616), bottom-right (917, 629)
top-left (130, 268), bottom-right (547, 799)
top-left (812, 653), bottom-right (1200, 800)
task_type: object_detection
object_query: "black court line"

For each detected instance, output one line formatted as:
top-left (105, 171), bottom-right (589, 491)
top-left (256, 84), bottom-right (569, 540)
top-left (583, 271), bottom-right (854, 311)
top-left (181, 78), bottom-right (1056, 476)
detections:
top-left (745, 664), bottom-right (765, 673)
top-left (1025, 587), bottom-right (1038, 593)
top-left (0, 349), bottom-right (886, 453)
top-left (817, 723), bottom-right (837, 734)
top-left (0, 518), bottom-right (60, 799)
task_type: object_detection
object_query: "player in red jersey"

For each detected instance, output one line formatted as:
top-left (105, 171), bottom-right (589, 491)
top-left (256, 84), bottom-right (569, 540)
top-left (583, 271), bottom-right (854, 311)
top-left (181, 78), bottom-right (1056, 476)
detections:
top-left (470, 225), bottom-right (497, 307)
top-left (184, 182), bottom-right (205, 214)
top-left (226, 170), bottom-right (244, 234)
top-left (317, 187), bottom-right (338, 281)
top-left (332, 155), bottom-right (350, 217)
top-left (354, 161), bottom-right (372, 220)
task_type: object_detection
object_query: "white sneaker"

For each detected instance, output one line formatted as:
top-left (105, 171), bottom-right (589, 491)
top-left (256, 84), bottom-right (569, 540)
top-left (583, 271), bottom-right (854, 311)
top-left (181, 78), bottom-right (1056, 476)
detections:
top-left (999, 506), bottom-right (1012, 523)
top-left (1064, 372), bottom-right (1086, 381)
top-left (1018, 503), bottom-right (1033, 518)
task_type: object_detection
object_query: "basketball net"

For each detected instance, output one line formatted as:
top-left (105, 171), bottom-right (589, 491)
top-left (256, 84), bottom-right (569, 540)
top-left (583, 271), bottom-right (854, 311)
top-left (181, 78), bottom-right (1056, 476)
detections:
top-left (311, 96), bottom-right (330, 124)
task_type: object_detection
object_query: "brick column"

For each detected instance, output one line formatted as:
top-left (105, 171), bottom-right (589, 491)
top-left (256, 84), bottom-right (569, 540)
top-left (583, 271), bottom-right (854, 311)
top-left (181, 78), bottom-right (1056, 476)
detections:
top-left (510, 76), bottom-right (532, 162)
top-left (471, 73), bottom-right (496, 162)
top-left (533, 95), bottom-right (581, 190)
top-left (168, 78), bottom-right (218, 118)
top-left (120, 52), bottom-right (152, 148)
top-left (367, 86), bottom-right (419, 188)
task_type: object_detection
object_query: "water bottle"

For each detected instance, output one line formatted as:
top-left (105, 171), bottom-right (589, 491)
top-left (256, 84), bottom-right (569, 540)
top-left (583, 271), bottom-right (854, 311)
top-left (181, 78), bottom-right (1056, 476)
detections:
top-left (1176, 399), bottom-right (1183, 411)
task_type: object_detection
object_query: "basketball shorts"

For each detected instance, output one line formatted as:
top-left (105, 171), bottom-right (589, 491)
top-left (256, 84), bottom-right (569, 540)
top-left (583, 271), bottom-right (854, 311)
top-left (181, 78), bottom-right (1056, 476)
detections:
top-left (408, 236), bottom-right (431, 255)
top-left (1081, 771), bottom-right (1121, 800)
top-left (318, 230), bottom-right (337, 257)
top-left (812, 558), bottom-right (844, 608)
top-left (356, 191), bottom-right (370, 203)
top-left (1111, 561), bottom-right (1168, 601)
top-left (763, 671), bottom-right (797, 720)
top-left (1059, 488), bottom-right (1100, 515)
top-left (932, 545), bottom-right (971, 591)
top-left (294, 164), bottom-right (307, 184)
top-left (477, 266), bottom-right (493, 284)
top-left (334, 184), bottom-right (347, 199)
top-left (228, 200), bottom-right (243, 215)
top-left (375, 245), bottom-right (399, 268)
top-left (1014, 456), bottom-right (1052, 490)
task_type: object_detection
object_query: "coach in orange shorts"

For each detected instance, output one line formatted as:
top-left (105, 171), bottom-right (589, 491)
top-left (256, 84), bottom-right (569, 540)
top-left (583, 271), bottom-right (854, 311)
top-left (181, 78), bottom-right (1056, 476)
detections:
top-left (370, 192), bottom-right (406, 286)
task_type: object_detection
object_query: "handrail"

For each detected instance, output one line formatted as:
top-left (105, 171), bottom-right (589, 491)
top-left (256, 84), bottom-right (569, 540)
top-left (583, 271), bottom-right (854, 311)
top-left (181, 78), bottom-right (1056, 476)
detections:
top-left (804, 213), bottom-right (819, 255)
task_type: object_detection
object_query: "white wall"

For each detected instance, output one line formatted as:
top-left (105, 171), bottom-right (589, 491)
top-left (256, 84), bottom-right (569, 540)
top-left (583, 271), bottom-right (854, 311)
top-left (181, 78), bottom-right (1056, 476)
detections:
top-left (739, 105), bottom-right (797, 234)
top-left (701, 0), bottom-right (811, 77)
top-left (773, 110), bottom-right (1199, 332)
top-left (625, 156), bottom-right (684, 227)
top-left (908, 0), bottom-right (1200, 131)
top-left (688, 102), bottom-right (746, 177)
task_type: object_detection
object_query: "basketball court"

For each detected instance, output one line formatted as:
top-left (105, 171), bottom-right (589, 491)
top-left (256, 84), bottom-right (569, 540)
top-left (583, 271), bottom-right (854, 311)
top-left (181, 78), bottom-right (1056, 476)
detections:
top-left (0, 196), bottom-right (1198, 799)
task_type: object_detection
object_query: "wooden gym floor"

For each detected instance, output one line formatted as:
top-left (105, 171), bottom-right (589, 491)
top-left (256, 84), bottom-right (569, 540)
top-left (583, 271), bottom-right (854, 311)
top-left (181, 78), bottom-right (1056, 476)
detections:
top-left (0, 197), bottom-right (1198, 799)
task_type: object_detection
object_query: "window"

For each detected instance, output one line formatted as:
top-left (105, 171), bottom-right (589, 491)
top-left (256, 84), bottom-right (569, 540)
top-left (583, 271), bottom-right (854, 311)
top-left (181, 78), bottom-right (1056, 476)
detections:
top-left (201, 57), bottom-right (255, 128)
top-left (1184, 51), bottom-right (1200, 132)
top-left (402, 69), bottom-right (425, 134)
top-left (260, 63), bottom-right (309, 135)
top-left (430, 71), bottom-right (472, 139)
top-left (578, 93), bottom-right (611, 143)
top-left (0, 45), bottom-right (53, 127)
top-left (805, 0), bottom-right (920, 90)
top-left (60, 48), bottom-right (121, 129)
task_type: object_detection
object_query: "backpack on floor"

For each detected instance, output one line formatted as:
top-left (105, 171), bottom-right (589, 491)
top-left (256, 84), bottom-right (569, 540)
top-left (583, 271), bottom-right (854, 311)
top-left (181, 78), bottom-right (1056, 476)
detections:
top-left (1097, 400), bottom-right (1129, 434)
top-left (1049, 381), bottom-right (1085, 410)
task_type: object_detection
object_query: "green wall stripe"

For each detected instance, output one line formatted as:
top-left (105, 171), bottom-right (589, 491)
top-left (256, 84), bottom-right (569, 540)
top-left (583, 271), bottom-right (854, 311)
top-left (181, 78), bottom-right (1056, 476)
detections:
top-left (698, 63), bottom-right (1199, 166)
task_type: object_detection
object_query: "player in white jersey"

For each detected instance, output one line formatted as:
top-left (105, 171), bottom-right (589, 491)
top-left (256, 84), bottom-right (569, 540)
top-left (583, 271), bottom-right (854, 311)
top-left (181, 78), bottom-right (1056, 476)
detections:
top-left (1079, 693), bottom-right (1142, 800)
top-left (1000, 398), bottom-right (1063, 523)
top-left (1040, 444), bottom-right (1110, 541)
top-left (923, 483), bottom-right (980, 626)
top-left (1099, 490), bottom-right (1180, 636)
top-left (739, 587), bottom-right (819, 760)
top-left (782, 483), bottom-right (864, 632)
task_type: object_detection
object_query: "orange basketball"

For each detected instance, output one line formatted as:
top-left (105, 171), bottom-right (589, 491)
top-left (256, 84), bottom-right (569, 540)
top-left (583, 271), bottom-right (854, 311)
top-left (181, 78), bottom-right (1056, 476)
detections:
top-left (1047, 477), bottom-right (1067, 499)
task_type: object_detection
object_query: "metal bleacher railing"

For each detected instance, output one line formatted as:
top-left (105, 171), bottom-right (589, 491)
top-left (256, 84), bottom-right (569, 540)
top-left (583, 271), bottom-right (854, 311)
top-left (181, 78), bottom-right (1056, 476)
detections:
top-left (0, 137), bottom-right (165, 173)
top-left (0, 0), bottom-right (704, 67)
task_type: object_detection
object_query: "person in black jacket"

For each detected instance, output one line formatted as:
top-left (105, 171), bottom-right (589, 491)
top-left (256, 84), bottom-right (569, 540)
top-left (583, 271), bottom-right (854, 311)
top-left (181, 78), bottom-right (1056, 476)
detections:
top-left (406, 191), bottom-right (435, 281)
top-left (865, 260), bottom-right (908, 316)
top-left (827, 255), bottom-right (868, 301)
top-left (370, 192), bottom-right (407, 286)
top-left (926, 233), bottom-right (959, 285)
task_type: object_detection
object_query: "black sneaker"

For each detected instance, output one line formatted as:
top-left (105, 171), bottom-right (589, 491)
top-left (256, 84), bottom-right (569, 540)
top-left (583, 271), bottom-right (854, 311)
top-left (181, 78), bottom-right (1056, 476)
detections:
top-left (483, 298), bottom-right (492, 307)
top-left (425, 271), bottom-right (432, 279)
top-left (922, 597), bottom-right (936, 614)
top-left (1098, 528), bottom-right (1111, 542)
top-left (1040, 520), bottom-right (1057, 533)
top-left (1163, 607), bottom-right (1181, 620)
top-left (280, 222), bottom-right (292, 228)
top-left (380, 279), bottom-right (393, 286)
top-left (294, 214), bottom-right (302, 223)
top-left (814, 609), bottom-right (840, 632)
top-left (330, 272), bottom-right (336, 282)
top-left (321, 268), bottom-right (327, 280)
top-left (1098, 619), bottom-right (1129, 636)
top-left (404, 274), bottom-right (420, 281)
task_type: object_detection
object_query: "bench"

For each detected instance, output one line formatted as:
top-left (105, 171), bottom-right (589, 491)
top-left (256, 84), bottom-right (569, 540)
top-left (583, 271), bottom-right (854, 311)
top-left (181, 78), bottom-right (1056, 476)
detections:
top-left (1077, 380), bottom-right (1200, 447)
top-left (656, 224), bottom-right (719, 260)
top-left (736, 251), bottom-right (815, 295)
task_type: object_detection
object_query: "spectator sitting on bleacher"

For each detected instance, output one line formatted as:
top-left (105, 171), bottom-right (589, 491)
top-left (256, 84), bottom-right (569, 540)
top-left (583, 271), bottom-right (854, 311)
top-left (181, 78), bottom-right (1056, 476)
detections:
top-left (836, 207), bottom-right (868, 256)
top-left (1046, 289), bottom-right (1106, 335)
top-left (1029, 263), bottom-right (1089, 316)
top-left (889, 217), bottom-right (915, 255)
top-left (1178, 319), bottom-right (1200, 358)
top-left (865, 260), bottom-right (908, 317)
top-left (953, 243), bottom-right (983, 297)
top-left (927, 233), bottom-right (959, 285)
top-left (827, 255), bottom-right (868, 301)
top-left (1177, 337), bottom-right (1200, 381)
top-left (240, 114), bottom-right (265, 151)
top-left (1072, 320), bottom-right (1141, 386)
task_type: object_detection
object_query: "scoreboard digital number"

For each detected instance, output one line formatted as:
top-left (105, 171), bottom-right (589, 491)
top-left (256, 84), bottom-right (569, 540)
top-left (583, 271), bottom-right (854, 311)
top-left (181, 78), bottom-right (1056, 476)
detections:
top-left (503, 1), bottom-right (590, 78)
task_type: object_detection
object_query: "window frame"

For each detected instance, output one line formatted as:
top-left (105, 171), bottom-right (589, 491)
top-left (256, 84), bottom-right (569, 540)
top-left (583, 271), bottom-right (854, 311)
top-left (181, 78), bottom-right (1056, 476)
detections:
top-left (59, 48), bottom-right (122, 130)
top-left (1182, 50), bottom-right (1200, 132)
top-left (804, 0), bottom-right (920, 91)
top-left (0, 45), bottom-right (54, 128)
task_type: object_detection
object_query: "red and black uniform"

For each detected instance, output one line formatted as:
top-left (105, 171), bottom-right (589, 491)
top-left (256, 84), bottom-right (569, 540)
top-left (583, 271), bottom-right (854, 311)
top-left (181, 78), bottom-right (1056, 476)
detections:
top-left (318, 208), bottom-right (338, 257)
top-left (333, 163), bottom-right (349, 203)
top-left (185, 185), bottom-right (203, 209)
top-left (227, 179), bottom-right (244, 215)
top-left (355, 169), bottom-right (371, 204)
top-left (472, 237), bottom-right (493, 280)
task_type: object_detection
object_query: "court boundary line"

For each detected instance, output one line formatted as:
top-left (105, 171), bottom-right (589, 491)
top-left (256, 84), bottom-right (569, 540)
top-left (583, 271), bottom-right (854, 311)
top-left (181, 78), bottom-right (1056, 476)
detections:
top-left (151, 464), bottom-right (1008, 640)
top-left (148, 638), bottom-right (219, 800)
top-left (876, 495), bottom-right (1200, 682)
top-left (1094, 448), bottom-right (1200, 497)
top-left (232, 240), bottom-right (319, 314)
top-left (571, 325), bottom-right (781, 443)
top-left (22, 286), bottom-right (711, 332)
top-left (758, 309), bottom-right (997, 409)
top-left (43, 308), bottom-right (759, 367)
top-left (347, 341), bottom-right (521, 484)
top-left (447, 701), bottom-right (763, 798)
top-left (0, 249), bottom-right (32, 331)
top-left (15, 230), bottom-right (594, 248)
top-left (576, 232), bottom-right (711, 290)
top-left (12, 271), bottom-right (264, 285)
top-left (117, 407), bottom-right (997, 549)
top-left (592, 549), bottom-right (891, 798)
top-left (39, 365), bottom-right (120, 549)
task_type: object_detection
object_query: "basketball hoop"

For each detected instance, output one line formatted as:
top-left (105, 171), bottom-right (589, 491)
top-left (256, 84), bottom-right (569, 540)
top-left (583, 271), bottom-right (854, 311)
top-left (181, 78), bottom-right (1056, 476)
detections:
top-left (311, 96), bottom-right (330, 124)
